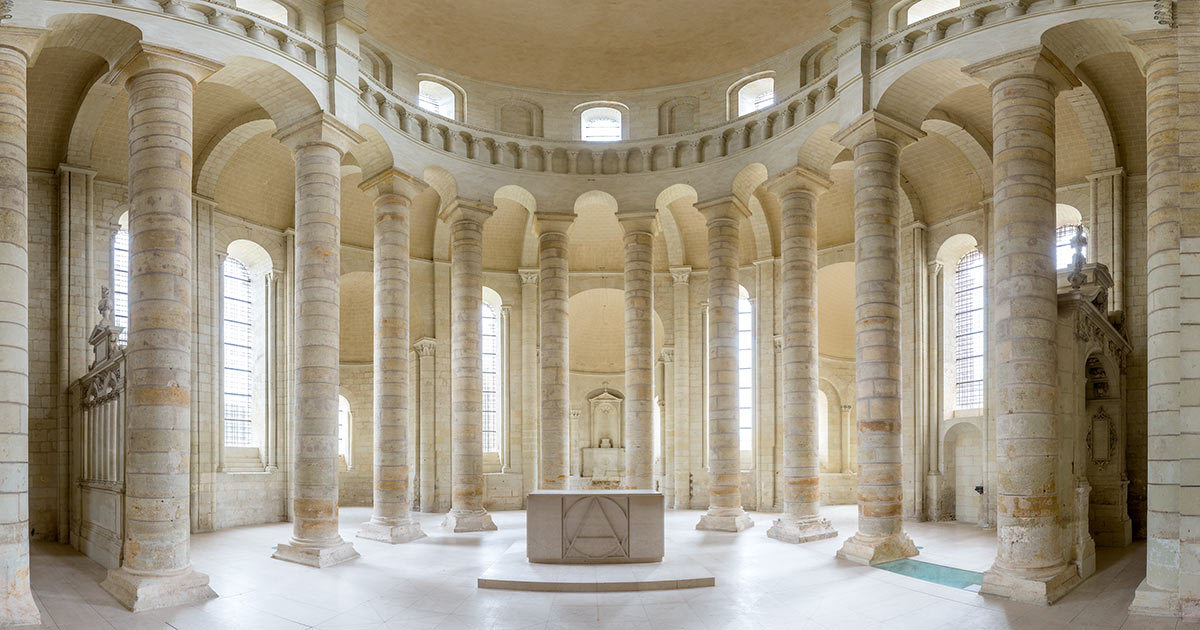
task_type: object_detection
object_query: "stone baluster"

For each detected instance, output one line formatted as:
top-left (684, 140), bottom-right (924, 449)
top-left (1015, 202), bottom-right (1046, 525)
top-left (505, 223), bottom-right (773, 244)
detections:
top-left (832, 112), bottom-right (921, 566)
top-left (99, 44), bottom-right (221, 610)
top-left (271, 113), bottom-right (364, 568)
top-left (763, 168), bottom-right (838, 544)
top-left (0, 27), bottom-right (43, 624)
top-left (619, 211), bottom-right (658, 490)
top-left (696, 198), bottom-right (754, 532)
top-left (535, 212), bottom-right (575, 489)
top-left (357, 169), bottom-right (426, 544)
top-left (965, 48), bottom-right (1081, 604)
top-left (441, 200), bottom-right (498, 532)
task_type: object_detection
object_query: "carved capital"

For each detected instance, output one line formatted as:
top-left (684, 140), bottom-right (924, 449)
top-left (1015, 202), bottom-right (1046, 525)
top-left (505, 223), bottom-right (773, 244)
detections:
top-left (670, 266), bottom-right (692, 284)
top-left (413, 337), bottom-right (437, 357)
top-left (518, 268), bottom-right (539, 285)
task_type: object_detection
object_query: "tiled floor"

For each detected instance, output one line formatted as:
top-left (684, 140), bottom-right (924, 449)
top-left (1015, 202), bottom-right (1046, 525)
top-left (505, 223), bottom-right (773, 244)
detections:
top-left (24, 505), bottom-right (1184, 629)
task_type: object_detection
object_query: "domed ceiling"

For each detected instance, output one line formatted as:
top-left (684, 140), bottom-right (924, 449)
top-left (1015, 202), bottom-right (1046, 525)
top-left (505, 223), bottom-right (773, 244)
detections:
top-left (365, 0), bottom-right (834, 91)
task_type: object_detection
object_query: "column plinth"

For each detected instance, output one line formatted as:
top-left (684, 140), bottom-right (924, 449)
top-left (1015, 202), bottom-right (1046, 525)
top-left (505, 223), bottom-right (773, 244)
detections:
top-left (273, 113), bottom-right (365, 567)
top-left (763, 170), bottom-right (837, 545)
top-left (442, 200), bottom-right (497, 532)
top-left (99, 44), bottom-right (220, 611)
top-left (619, 212), bottom-right (657, 490)
top-left (0, 27), bottom-right (46, 625)
top-left (832, 112), bottom-right (922, 565)
top-left (357, 169), bottom-right (426, 544)
top-left (536, 212), bottom-right (574, 490)
top-left (696, 198), bottom-right (753, 533)
top-left (965, 49), bottom-right (1081, 604)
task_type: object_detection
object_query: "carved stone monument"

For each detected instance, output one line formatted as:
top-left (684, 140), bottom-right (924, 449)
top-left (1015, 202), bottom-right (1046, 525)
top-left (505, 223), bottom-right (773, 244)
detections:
top-left (526, 490), bottom-right (663, 564)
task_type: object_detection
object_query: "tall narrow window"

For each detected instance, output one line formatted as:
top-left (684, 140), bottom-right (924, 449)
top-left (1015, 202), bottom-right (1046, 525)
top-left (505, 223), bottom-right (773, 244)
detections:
top-left (223, 257), bottom-right (254, 446)
top-left (1055, 224), bottom-right (1087, 270)
top-left (113, 229), bottom-right (130, 344)
top-left (338, 395), bottom-right (352, 468)
top-left (818, 389), bottom-right (830, 469)
top-left (953, 249), bottom-right (985, 409)
top-left (418, 80), bottom-right (456, 118)
top-left (737, 77), bottom-right (775, 117)
top-left (481, 300), bottom-right (500, 454)
top-left (737, 290), bottom-right (754, 453)
top-left (581, 106), bottom-right (622, 142)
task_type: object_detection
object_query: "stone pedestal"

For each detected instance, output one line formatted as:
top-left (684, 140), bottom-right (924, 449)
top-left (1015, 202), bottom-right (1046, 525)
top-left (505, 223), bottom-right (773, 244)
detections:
top-left (527, 491), bottom-right (663, 563)
top-left (272, 541), bottom-right (361, 569)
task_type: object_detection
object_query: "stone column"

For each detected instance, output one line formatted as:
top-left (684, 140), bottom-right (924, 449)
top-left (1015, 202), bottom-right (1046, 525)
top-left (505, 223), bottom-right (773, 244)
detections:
top-left (518, 269), bottom-right (539, 500)
top-left (763, 169), bottom-right (838, 544)
top-left (662, 348), bottom-right (676, 505)
top-left (965, 49), bottom-right (1080, 603)
top-left (1128, 30), bottom-right (1181, 616)
top-left (832, 112), bottom-right (920, 565)
top-left (535, 212), bottom-right (574, 489)
top-left (619, 211), bottom-right (657, 490)
top-left (696, 198), bottom-right (753, 532)
top-left (441, 200), bottom-right (498, 532)
top-left (670, 267), bottom-right (692, 508)
top-left (272, 113), bottom-right (364, 568)
top-left (414, 338), bottom-right (437, 512)
top-left (357, 169), bottom-right (426, 544)
top-left (0, 27), bottom-right (43, 625)
top-left (99, 44), bottom-right (220, 611)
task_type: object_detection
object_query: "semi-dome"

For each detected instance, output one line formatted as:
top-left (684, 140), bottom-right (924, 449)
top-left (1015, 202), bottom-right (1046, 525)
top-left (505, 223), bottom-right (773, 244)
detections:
top-left (364, 0), bottom-right (835, 91)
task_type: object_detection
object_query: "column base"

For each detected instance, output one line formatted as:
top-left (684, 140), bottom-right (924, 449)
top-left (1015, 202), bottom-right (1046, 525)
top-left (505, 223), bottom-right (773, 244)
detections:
top-left (0, 583), bottom-right (39, 625)
top-left (357, 518), bottom-right (427, 544)
top-left (766, 515), bottom-right (837, 544)
top-left (442, 509), bottom-right (497, 533)
top-left (272, 538), bottom-right (359, 568)
top-left (1129, 579), bottom-right (1180, 616)
top-left (836, 532), bottom-right (918, 565)
top-left (100, 566), bottom-right (217, 612)
top-left (695, 507), bottom-right (754, 532)
top-left (980, 562), bottom-right (1080, 604)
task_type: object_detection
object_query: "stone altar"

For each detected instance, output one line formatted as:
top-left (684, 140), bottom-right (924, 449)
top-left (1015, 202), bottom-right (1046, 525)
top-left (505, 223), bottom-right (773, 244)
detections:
top-left (526, 490), bottom-right (663, 564)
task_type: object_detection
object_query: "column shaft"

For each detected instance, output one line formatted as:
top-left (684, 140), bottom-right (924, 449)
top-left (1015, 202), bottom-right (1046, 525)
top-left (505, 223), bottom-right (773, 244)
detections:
top-left (101, 55), bottom-right (217, 611)
top-left (0, 34), bottom-right (38, 625)
top-left (443, 204), bottom-right (497, 532)
top-left (539, 230), bottom-right (570, 489)
top-left (696, 202), bottom-right (753, 532)
top-left (359, 187), bottom-right (424, 543)
top-left (1132, 32), bottom-right (1182, 614)
top-left (768, 185), bottom-right (836, 544)
top-left (834, 120), bottom-right (918, 565)
top-left (977, 66), bottom-right (1078, 602)
top-left (621, 221), bottom-right (655, 490)
top-left (273, 131), bottom-right (358, 567)
top-left (670, 269), bottom-right (692, 509)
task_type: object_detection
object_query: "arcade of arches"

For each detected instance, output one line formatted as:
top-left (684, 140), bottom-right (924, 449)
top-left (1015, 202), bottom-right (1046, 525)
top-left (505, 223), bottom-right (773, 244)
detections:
top-left (0, 0), bottom-right (1198, 627)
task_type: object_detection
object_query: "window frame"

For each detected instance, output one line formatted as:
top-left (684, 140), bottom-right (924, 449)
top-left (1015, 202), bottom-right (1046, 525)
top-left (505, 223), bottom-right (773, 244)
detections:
top-left (112, 227), bottom-right (131, 345)
top-left (736, 77), bottom-right (775, 117)
top-left (580, 106), bottom-right (623, 142)
top-left (737, 288), bottom-right (755, 464)
top-left (952, 249), bottom-right (985, 411)
top-left (222, 256), bottom-right (255, 447)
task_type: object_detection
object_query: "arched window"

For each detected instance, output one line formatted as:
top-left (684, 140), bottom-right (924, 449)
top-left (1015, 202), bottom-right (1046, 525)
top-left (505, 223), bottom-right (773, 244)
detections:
top-left (905, 0), bottom-right (959, 24)
top-left (737, 77), bottom-right (775, 117)
top-left (1055, 224), bottom-right (1087, 270)
top-left (418, 80), bottom-right (456, 118)
top-left (338, 395), bottom-right (352, 469)
top-left (223, 257), bottom-right (254, 447)
top-left (581, 106), bottom-right (622, 142)
top-left (737, 287), bottom-right (754, 455)
top-left (112, 227), bottom-right (130, 344)
top-left (481, 289), bottom-right (502, 456)
top-left (953, 249), bottom-right (985, 409)
top-left (236, 0), bottom-right (289, 23)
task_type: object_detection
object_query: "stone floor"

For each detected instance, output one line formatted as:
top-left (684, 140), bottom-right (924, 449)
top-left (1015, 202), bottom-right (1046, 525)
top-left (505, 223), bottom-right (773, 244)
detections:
top-left (24, 505), bottom-right (1185, 629)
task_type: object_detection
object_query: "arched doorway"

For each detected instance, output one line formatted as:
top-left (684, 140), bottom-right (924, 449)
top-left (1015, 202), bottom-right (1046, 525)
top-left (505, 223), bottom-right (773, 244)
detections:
top-left (942, 422), bottom-right (983, 524)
